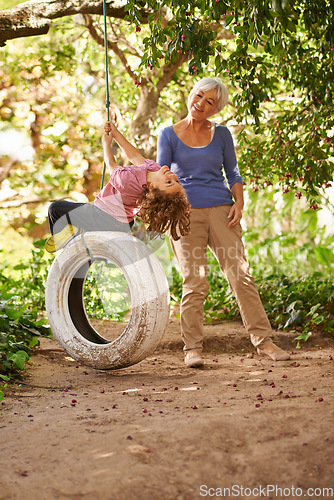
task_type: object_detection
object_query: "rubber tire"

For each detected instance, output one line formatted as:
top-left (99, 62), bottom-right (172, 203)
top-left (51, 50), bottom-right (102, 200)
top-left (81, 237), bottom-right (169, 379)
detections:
top-left (45, 231), bottom-right (170, 370)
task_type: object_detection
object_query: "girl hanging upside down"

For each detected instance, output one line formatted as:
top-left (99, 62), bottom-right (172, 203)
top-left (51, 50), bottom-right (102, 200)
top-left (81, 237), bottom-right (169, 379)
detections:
top-left (46, 121), bottom-right (191, 252)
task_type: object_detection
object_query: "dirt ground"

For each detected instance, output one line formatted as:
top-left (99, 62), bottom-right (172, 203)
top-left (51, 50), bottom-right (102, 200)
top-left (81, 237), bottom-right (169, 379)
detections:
top-left (1, 311), bottom-right (334, 500)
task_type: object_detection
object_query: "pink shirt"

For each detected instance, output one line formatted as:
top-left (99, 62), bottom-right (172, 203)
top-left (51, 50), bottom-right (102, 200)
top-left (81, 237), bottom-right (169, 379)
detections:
top-left (94, 159), bottom-right (160, 222)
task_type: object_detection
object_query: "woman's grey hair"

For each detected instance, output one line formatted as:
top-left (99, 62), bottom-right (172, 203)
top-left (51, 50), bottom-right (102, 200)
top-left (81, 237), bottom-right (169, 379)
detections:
top-left (188, 77), bottom-right (229, 112)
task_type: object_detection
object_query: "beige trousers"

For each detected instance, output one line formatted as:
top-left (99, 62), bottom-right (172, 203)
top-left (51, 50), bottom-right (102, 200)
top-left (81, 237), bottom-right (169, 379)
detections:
top-left (170, 205), bottom-right (273, 352)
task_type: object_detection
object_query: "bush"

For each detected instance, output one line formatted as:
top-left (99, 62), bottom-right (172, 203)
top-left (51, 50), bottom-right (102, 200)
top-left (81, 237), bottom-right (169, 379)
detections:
top-left (257, 273), bottom-right (334, 338)
top-left (0, 288), bottom-right (52, 401)
top-left (169, 255), bottom-right (334, 339)
top-left (0, 240), bottom-right (52, 401)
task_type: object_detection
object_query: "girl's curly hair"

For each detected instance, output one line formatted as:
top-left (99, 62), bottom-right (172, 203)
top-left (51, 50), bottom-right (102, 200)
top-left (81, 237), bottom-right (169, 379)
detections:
top-left (137, 184), bottom-right (191, 240)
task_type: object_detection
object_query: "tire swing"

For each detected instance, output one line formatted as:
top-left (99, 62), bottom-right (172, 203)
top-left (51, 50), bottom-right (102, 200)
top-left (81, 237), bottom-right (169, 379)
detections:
top-left (45, 231), bottom-right (170, 369)
top-left (45, 1), bottom-right (169, 369)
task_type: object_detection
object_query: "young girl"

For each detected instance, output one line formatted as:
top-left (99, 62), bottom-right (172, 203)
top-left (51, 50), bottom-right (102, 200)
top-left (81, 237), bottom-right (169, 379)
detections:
top-left (46, 121), bottom-right (191, 252)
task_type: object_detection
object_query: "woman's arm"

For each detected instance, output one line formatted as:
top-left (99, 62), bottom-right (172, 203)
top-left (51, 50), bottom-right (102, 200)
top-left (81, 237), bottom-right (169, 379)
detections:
top-left (222, 128), bottom-right (243, 188)
top-left (105, 121), bottom-right (146, 166)
top-left (218, 127), bottom-right (244, 227)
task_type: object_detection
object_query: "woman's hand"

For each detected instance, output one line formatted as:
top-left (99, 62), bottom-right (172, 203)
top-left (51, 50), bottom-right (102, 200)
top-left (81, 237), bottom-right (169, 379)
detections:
top-left (229, 182), bottom-right (244, 227)
top-left (227, 202), bottom-right (243, 227)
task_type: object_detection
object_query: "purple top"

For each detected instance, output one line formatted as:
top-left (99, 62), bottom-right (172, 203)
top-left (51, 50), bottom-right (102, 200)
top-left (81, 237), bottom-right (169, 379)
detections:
top-left (157, 124), bottom-right (243, 208)
top-left (94, 159), bottom-right (160, 222)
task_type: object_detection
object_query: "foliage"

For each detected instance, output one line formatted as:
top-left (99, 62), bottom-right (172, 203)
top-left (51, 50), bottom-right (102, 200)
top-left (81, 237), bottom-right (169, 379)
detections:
top-left (0, 24), bottom-right (108, 204)
top-left (124, 0), bottom-right (334, 203)
top-left (0, 239), bottom-right (52, 401)
top-left (243, 185), bottom-right (334, 276)
top-left (170, 262), bottom-right (334, 340)
top-left (83, 260), bottom-right (131, 321)
top-left (0, 290), bottom-right (51, 402)
top-left (3, 239), bottom-right (52, 311)
top-left (0, 0), bottom-right (333, 236)
top-left (257, 273), bottom-right (334, 337)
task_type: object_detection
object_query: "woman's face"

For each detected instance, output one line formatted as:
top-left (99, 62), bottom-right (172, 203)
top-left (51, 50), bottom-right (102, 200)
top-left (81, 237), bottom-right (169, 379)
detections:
top-left (188, 88), bottom-right (218, 119)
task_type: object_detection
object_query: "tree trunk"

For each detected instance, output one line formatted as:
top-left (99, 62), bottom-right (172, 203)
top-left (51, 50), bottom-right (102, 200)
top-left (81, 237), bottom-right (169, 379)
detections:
top-left (130, 56), bottom-right (188, 159)
top-left (130, 85), bottom-right (160, 159)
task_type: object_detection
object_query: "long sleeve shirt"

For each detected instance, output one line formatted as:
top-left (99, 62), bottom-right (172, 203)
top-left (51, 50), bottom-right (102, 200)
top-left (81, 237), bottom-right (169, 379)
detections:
top-left (157, 124), bottom-right (243, 208)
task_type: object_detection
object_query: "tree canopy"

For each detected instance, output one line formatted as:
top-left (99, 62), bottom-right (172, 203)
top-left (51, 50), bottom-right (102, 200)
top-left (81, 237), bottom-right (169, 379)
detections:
top-left (0, 0), bottom-right (333, 239)
top-left (123, 0), bottom-right (334, 206)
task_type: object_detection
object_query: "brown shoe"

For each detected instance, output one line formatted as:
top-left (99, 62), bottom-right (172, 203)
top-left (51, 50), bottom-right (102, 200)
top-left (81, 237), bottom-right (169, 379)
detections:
top-left (185, 350), bottom-right (204, 368)
top-left (257, 343), bottom-right (290, 361)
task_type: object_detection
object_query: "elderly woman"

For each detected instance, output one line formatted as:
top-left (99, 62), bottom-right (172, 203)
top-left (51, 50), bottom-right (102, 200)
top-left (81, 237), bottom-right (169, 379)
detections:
top-left (157, 77), bottom-right (290, 367)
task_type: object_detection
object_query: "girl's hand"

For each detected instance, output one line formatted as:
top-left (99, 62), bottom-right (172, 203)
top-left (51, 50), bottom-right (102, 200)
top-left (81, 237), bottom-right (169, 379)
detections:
top-left (103, 121), bottom-right (116, 147)
top-left (102, 132), bottom-right (112, 148)
top-left (104, 121), bottom-right (117, 135)
top-left (227, 203), bottom-right (243, 227)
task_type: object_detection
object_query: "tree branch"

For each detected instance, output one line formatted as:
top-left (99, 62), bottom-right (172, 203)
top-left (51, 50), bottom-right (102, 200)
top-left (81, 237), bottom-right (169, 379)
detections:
top-left (83, 14), bottom-right (138, 81)
top-left (0, 195), bottom-right (67, 208)
top-left (0, 0), bottom-right (149, 47)
top-left (156, 54), bottom-right (188, 92)
top-left (0, 159), bottom-right (16, 187)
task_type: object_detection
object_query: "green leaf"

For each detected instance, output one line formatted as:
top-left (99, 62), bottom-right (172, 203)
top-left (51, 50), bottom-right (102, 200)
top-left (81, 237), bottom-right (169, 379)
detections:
top-left (313, 247), bottom-right (334, 266)
top-left (284, 310), bottom-right (303, 328)
top-left (13, 263), bottom-right (29, 271)
top-left (308, 303), bottom-right (321, 316)
top-left (4, 308), bottom-right (25, 321)
top-left (286, 300), bottom-right (303, 313)
top-left (28, 336), bottom-right (40, 348)
top-left (224, 15), bottom-right (234, 27)
top-left (7, 350), bottom-right (30, 370)
top-left (33, 239), bottom-right (47, 250)
top-left (293, 331), bottom-right (312, 344)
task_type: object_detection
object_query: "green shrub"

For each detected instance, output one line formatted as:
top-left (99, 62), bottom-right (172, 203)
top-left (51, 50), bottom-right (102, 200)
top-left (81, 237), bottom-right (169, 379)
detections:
top-left (0, 240), bottom-right (52, 401)
top-left (169, 254), bottom-right (334, 339)
top-left (256, 273), bottom-right (334, 336)
top-left (0, 289), bottom-right (52, 401)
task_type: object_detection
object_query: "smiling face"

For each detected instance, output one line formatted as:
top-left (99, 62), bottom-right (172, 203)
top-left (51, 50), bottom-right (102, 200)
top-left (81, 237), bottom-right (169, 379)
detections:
top-left (148, 166), bottom-right (184, 193)
top-left (188, 88), bottom-right (218, 119)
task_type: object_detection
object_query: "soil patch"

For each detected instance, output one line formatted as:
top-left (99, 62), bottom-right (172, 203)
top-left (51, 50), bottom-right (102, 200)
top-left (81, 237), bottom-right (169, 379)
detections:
top-left (1, 314), bottom-right (334, 500)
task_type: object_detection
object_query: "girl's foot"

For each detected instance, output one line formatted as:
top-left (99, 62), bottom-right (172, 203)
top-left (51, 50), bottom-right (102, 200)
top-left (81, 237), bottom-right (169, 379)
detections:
top-left (257, 343), bottom-right (290, 361)
top-left (45, 224), bottom-right (80, 253)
